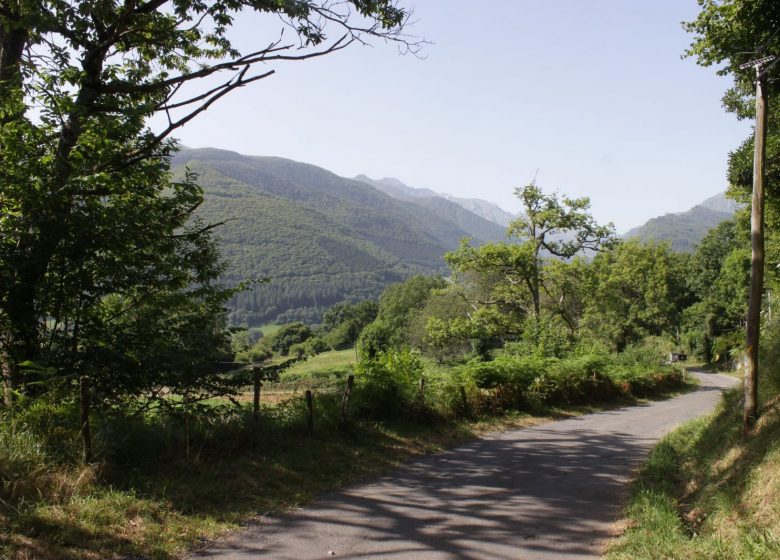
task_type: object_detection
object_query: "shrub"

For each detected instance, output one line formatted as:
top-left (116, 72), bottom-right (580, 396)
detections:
top-left (352, 348), bottom-right (425, 420)
top-left (503, 315), bottom-right (574, 358)
top-left (356, 320), bottom-right (391, 360)
top-left (454, 346), bottom-right (683, 411)
top-left (711, 330), bottom-right (743, 366)
top-left (615, 337), bottom-right (672, 369)
top-left (289, 336), bottom-right (330, 358)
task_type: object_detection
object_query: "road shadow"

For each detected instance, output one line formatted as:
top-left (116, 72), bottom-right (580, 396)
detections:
top-left (194, 426), bottom-right (656, 559)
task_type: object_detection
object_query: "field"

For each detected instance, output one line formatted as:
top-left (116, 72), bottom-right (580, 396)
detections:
top-left (280, 348), bottom-right (357, 380)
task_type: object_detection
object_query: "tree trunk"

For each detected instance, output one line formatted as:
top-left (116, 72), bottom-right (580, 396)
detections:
top-left (0, 19), bottom-right (27, 90)
top-left (744, 73), bottom-right (768, 434)
top-left (79, 376), bottom-right (93, 463)
top-left (531, 262), bottom-right (541, 318)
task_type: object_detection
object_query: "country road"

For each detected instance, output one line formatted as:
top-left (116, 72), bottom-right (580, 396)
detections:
top-left (193, 370), bottom-right (737, 560)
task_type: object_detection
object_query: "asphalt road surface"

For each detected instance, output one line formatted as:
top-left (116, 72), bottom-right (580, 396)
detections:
top-left (193, 370), bottom-right (737, 560)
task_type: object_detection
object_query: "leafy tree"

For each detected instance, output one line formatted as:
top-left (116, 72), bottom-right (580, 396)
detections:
top-left (357, 320), bottom-right (392, 360)
top-left (688, 218), bottom-right (743, 299)
top-left (0, 0), bottom-right (416, 460)
top-left (268, 322), bottom-right (313, 356)
top-left (372, 275), bottom-right (448, 348)
top-left (407, 288), bottom-right (473, 362)
top-left (683, 248), bottom-right (750, 362)
top-left (582, 240), bottom-right (692, 352)
top-left (445, 183), bottom-right (614, 342)
top-left (318, 300), bottom-right (378, 349)
top-left (446, 241), bottom-right (537, 318)
top-left (681, 216), bottom-right (750, 362)
top-left (539, 258), bottom-right (589, 333)
top-left (507, 182), bottom-right (616, 316)
top-left (684, 0), bottom-right (780, 116)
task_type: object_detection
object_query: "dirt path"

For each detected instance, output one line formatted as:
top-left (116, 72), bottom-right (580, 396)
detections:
top-left (193, 370), bottom-right (737, 560)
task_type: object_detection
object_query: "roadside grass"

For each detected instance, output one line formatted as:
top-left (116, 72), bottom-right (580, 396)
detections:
top-left (605, 377), bottom-right (780, 560)
top-left (1, 408), bottom-right (551, 560)
top-left (1, 361), bottom-right (694, 560)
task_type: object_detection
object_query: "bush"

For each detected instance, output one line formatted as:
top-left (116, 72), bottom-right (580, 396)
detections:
top-left (289, 336), bottom-right (330, 358)
top-left (352, 348), bottom-right (425, 420)
top-left (269, 322), bottom-right (313, 356)
top-left (459, 355), bottom-right (551, 390)
top-left (711, 330), bottom-right (743, 366)
top-left (503, 315), bottom-right (574, 358)
top-left (615, 337), bottom-right (673, 368)
top-left (356, 320), bottom-right (391, 360)
top-left (453, 346), bottom-right (684, 412)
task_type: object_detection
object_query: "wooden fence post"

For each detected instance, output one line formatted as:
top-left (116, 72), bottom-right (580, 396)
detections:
top-left (305, 390), bottom-right (314, 436)
top-left (338, 374), bottom-right (355, 430)
top-left (252, 367), bottom-right (262, 425)
top-left (459, 385), bottom-right (469, 416)
top-left (79, 376), bottom-right (93, 463)
top-left (418, 377), bottom-right (425, 403)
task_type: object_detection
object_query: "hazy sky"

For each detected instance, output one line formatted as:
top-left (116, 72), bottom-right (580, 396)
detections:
top-left (165, 0), bottom-right (751, 232)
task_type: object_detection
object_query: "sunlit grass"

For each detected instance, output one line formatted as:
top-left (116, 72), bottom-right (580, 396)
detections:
top-left (605, 387), bottom-right (780, 560)
top-left (280, 348), bottom-right (357, 380)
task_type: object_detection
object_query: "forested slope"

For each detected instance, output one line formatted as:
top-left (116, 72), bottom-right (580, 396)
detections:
top-left (173, 148), bottom-right (507, 325)
top-left (624, 193), bottom-right (737, 252)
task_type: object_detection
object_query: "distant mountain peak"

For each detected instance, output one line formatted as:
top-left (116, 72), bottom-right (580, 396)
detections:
top-left (624, 192), bottom-right (740, 252)
top-left (377, 177), bottom-right (409, 189)
top-left (354, 175), bottom-right (518, 227)
top-left (698, 193), bottom-right (742, 214)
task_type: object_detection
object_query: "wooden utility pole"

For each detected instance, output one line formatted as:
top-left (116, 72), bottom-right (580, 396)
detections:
top-left (743, 57), bottom-right (772, 434)
top-left (79, 375), bottom-right (93, 463)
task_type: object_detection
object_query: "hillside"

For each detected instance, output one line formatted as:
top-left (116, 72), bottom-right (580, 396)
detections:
top-left (355, 175), bottom-right (518, 227)
top-left (172, 148), bottom-right (507, 325)
top-left (624, 193), bottom-right (737, 252)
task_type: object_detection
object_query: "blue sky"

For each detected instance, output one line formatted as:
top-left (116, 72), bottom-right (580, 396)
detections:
top-left (166, 0), bottom-right (751, 232)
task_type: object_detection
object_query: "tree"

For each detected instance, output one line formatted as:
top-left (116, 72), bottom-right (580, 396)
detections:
top-left (685, 0), bottom-right (780, 430)
top-left (446, 183), bottom-right (614, 334)
top-left (373, 275), bottom-right (448, 348)
top-left (688, 218), bottom-right (743, 300)
top-left (582, 240), bottom-right (692, 352)
top-left (0, 0), bottom-right (417, 459)
top-left (508, 182), bottom-right (616, 317)
top-left (319, 300), bottom-right (378, 349)
top-left (682, 216), bottom-right (750, 362)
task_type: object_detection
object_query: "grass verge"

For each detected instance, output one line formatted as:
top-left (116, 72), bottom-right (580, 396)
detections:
top-left (1, 411), bottom-right (553, 560)
top-left (605, 383), bottom-right (780, 559)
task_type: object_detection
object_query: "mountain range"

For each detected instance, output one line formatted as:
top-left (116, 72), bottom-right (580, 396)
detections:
top-left (172, 148), bottom-right (509, 326)
top-left (623, 193), bottom-right (740, 252)
top-left (174, 147), bottom-right (739, 325)
top-left (354, 175), bottom-right (519, 227)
